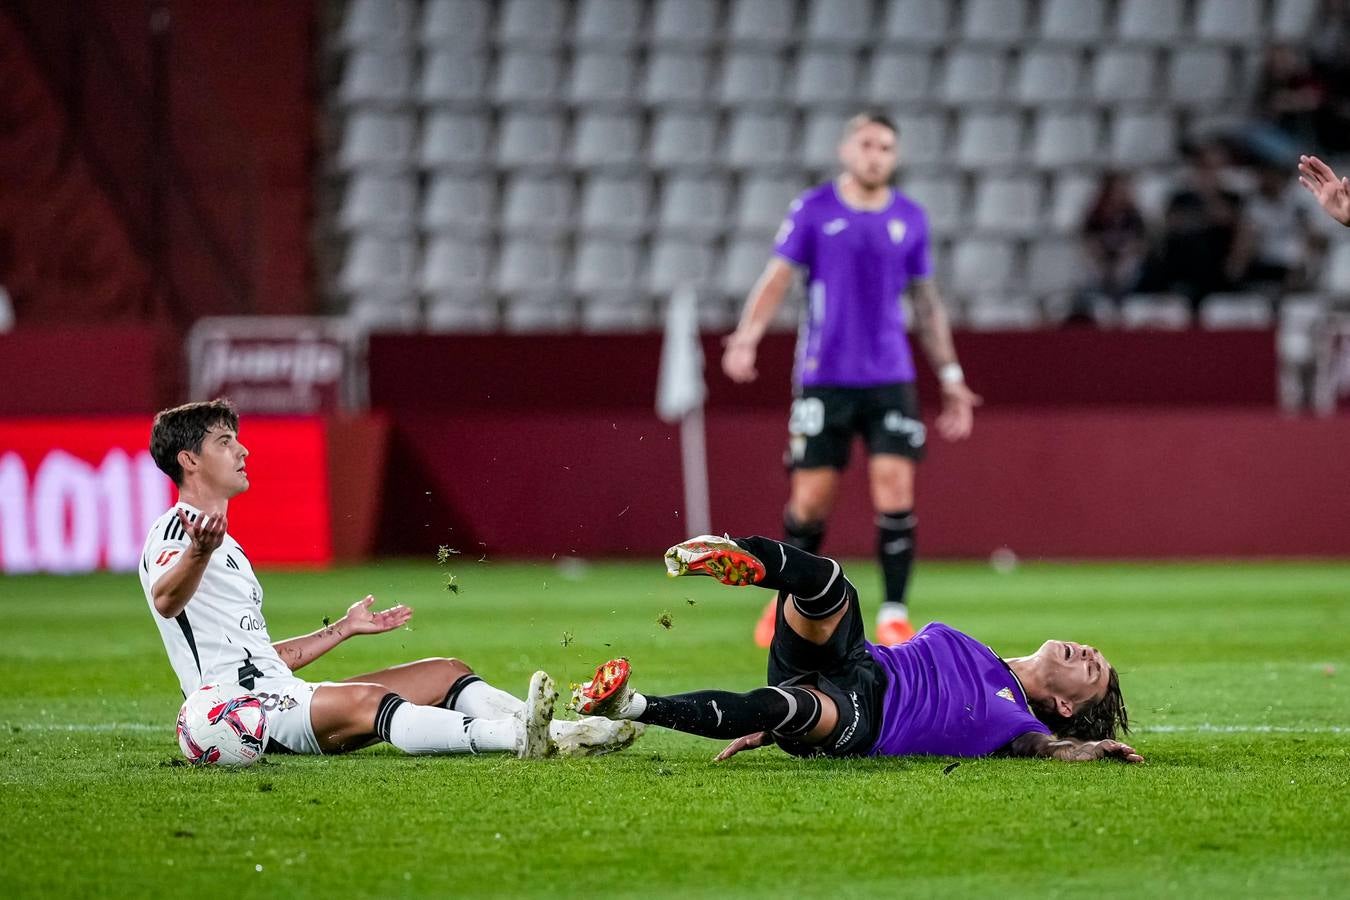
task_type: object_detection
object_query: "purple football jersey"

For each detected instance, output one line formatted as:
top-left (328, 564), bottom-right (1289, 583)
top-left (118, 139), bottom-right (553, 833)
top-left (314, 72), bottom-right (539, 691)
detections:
top-left (867, 623), bottom-right (1051, 757)
top-left (774, 182), bottom-right (932, 387)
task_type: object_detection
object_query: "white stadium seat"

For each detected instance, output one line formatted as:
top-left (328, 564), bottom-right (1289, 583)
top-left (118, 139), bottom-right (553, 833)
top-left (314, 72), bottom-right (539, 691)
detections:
top-left (719, 51), bottom-right (788, 107)
top-left (800, 110), bottom-right (851, 169)
top-left (569, 52), bottom-right (638, 106)
top-left (728, 0), bottom-right (797, 48)
top-left (961, 0), bottom-right (1029, 43)
top-left (1026, 239), bottom-right (1083, 295)
top-left (649, 112), bottom-right (719, 169)
top-left (794, 50), bottom-right (861, 106)
top-left (658, 175), bottom-right (731, 237)
top-left (340, 236), bottom-right (416, 295)
top-left (1200, 294), bottom-right (1274, 329)
top-left (950, 238), bottom-right (1017, 296)
top-left (496, 239), bottom-right (568, 293)
top-left (721, 237), bottom-right (771, 296)
top-left (497, 0), bottom-right (568, 47)
top-left (348, 296), bottom-right (421, 331)
top-left (1121, 294), bottom-right (1192, 329)
top-left (1323, 243), bottom-right (1350, 293)
top-left (420, 174), bottom-right (494, 235)
top-left (881, 0), bottom-right (951, 45)
top-left (426, 296), bottom-right (499, 333)
top-left (726, 112), bottom-right (794, 170)
top-left (1117, 0), bottom-right (1184, 43)
top-left (1109, 112), bottom-right (1176, 166)
top-left (340, 0), bottom-right (414, 49)
top-left (651, 0), bottom-right (720, 46)
top-left (965, 296), bottom-right (1042, 330)
top-left (339, 174), bottom-right (416, 234)
top-left (1048, 173), bottom-right (1098, 233)
top-left (942, 49), bottom-right (1008, 105)
top-left (494, 51), bottom-right (563, 105)
top-left (496, 113), bottom-right (567, 169)
top-left (504, 295), bottom-right (577, 333)
top-left (571, 112), bottom-right (644, 169)
top-left (418, 51), bottom-right (489, 105)
top-left (1092, 49), bottom-right (1158, 103)
top-left (972, 176), bottom-right (1041, 235)
top-left (581, 297), bottom-right (657, 333)
top-left (1196, 0), bottom-right (1262, 43)
top-left (579, 175), bottom-right (652, 236)
top-left (649, 239), bottom-right (718, 293)
top-left (735, 175), bottom-right (805, 234)
top-left (1015, 49), bottom-right (1083, 105)
top-left (897, 112), bottom-right (948, 167)
top-left (339, 112), bottom-right (415, 171)
top-left (418, 112), bottom-right (491, 170)
top-left (501, 176), bottom-right (573, 235)
top-left (1029, 111), bottom-right (1100, 168)
top-left (338, 52), bottom-right (412, 107)
top-left (1273, 0), bottom-right (1319, 40)
top-left (1167, 48), bottom-right (1233, 106)
top-left (1040, 0), bottom-right (1106, 43)
top-left (645, 51), bottom-right (713, 106)
top-left (419, 0), bottom-right (491, 47)
top-left (866, 50), bottom-right (934, 106)
top-left (804, 0), bottom-right (872, 46)
top-left (575, 0), bottom-right (645, 48)
top-left (573, 239), bottom-right (644, 293)
top-left (955, 113), bottom-right (1022, 169)
top-left (903, 175), bottom-right (964, 236)
top-left (420, 238), bottom-right (492, 292)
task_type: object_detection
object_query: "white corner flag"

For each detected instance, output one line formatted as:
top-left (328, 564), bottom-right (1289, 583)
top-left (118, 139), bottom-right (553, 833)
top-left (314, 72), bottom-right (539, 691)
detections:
top-left (656, 284), bottom-right (711, 536)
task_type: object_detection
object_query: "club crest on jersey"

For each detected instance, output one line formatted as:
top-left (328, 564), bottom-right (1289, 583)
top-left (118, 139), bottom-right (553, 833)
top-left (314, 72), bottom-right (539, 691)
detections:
top-left (996, 687), bottom-right (1016, 704)
top-left (822, 218), bottom-right (848, 235)
top-left (888, 219), bottom-right (907, 244)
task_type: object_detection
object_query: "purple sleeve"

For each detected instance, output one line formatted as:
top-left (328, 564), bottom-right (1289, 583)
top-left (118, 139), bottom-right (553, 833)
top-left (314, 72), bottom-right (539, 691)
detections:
top-left (905, 210), bottom-right (933, 280)
top-left (773, 198), bottom-right (814, 269)
top-left (992, 708), bottom-right (1052, 753)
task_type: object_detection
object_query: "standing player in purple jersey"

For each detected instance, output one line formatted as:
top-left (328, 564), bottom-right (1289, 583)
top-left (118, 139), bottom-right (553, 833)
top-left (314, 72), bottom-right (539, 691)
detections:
top-left (722, 112), bottom-right (980, 649)
top-left (574, 535), bottom-right (1140, 765)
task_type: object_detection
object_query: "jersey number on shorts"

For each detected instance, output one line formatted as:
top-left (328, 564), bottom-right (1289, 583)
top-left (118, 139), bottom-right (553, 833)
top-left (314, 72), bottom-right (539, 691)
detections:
top-left (789, 397), bottom-right (826, 437)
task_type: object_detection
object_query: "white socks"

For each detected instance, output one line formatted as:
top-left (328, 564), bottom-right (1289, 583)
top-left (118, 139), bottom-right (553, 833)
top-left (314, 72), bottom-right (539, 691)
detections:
top-left (450, 678), bottom-right (526, 719)
top-left (386, 702), bottom-right (518, 755)
top-left (877, 601), bottom-right (909, 623)
top-left (614, 692), bottom-right (647, 720)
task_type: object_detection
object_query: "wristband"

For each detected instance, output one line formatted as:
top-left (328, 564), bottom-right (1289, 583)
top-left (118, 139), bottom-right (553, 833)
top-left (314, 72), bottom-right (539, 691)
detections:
top-left (938, 363), bottom-right (965, 385)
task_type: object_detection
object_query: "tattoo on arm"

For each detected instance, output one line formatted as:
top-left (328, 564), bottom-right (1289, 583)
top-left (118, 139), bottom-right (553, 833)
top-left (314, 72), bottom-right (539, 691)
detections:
top-left (908, 279), bottom-right (957, 370)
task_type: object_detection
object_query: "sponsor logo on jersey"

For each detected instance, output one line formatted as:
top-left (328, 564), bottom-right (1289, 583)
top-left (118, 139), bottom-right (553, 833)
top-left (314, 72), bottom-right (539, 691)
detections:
top-left (888, 219), bottom-right (907, 244)
top-left (156, 549), bottom-right (181, 566)
top-left (238, 613), bottom-right (265, 631)
top-left (883, 411), bottom-right (927, 448)
top-left (822, 218), bottom-right (848, 235)
top-left (833, 691), bottom-right (862, 750)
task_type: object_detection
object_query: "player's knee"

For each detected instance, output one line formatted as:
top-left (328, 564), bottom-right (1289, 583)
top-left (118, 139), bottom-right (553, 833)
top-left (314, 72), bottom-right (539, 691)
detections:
top-left (767, 686), bottom-right (825, 740)
top-left (430, 656), bottom-right (473, 682)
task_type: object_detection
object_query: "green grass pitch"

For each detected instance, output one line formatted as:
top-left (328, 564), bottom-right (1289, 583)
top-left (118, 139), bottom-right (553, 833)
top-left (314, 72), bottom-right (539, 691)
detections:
top-left (2, 558), bottom-right (1348, 898)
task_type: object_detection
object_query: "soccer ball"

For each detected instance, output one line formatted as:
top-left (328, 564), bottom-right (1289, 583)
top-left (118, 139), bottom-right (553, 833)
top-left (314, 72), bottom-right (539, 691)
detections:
top-left (176, 684), bottom-right (269, 767)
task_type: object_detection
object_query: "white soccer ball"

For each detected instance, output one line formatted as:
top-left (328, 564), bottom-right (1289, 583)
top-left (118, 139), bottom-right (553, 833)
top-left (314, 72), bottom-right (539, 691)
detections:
top-left (176, 684), bottom-right (269, 767)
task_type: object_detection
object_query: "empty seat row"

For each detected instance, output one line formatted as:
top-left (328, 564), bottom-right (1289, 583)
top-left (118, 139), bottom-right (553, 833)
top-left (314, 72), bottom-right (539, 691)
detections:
top-left (337, 109), bottom-right (1186, 172)
top-left (340, 0), bottom-right (1312, 52)
top-left (339, 45), bottom-right (1250, 110)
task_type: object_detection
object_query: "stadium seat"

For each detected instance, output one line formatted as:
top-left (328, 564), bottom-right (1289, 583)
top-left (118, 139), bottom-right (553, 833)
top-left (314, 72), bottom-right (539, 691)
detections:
top-left (649, 112), bottom-right (719, 169)
top-left (581, 296), bottom-right (657, 332)
top-left (418, 112), bottom-right (491, 170)
top-left (965, 297), bottom-right (1042, 330)
top-left (902, 174), bottom-right (964, 236)
top-left (340, 236), bottom-right (417, 295)
top-left (726, 112), bottom-right (795, 170)
top-left (1092, 49), bottom-right (1158, 103)
top-left (650, 0), bottom-right (720, 46)
top-left (645, 51), bottom-right (713, 106)
top-left (803, 0), bottom-right (872, 46)
top-left (340, 0), bottom-right (414, 49)
top-left (1121, 294), bottom-right (1192, 329)
top-left (896, 112), bottom-right (948, 167)
top-left (419, 0), bottom-right (491, 47)
top-left (800, 110), bottom-right (851, 169)
top-left (794, 50), bottom-right (861, 107)
top-left (572, 239), bottom-right (644, 293)
top-left (1199, 294), bottom-right (1274, 329)
top-left (419, 238), bottom-right (492, 292)
top-left (504, 295), bottom-right (578, 333)
top-left (941, 49), bottom-right (1008, 105)
top-left (735, 174), bottom-right (806, 234)
top-left (721, 237), bottom-right (770, 296)
top-left (1047, 172), bottom-right (1098, 233)
top-left (501, 175), bottom-right (573, 235)
top-left (496, 113), bottom-right (566, 169)
top-left (1108, 111), bottom-right (1176, 167)
top-left (338, 52), bottom-right (413, 107)
top-left (719, 51), bottom-right (788, 107)
top-left (1133, 171), bottom-right (1175, 220)
top-left (421, 174), bottom-right (494, 235)
top-left (1273, 0), bottom-right (1319, 40)
top-left (497, 0), bottom-right (568, 47)
top-left (1195, 0), bottom-right (1262, 43)
top-left (1029, 112), bottom-right (1099, 168)
top-left (866, 50), bottom-right (934, 106)
top-left (579, 175), bottom-right (652, 236)
top-left (425, 295), bottom-right (499, 333)
top-left (496, 239), bottom-right (568, 293)
top-left (1025, 239), bottom-right (1083, 295)
top-left (339, 112), bottom-right (415, 171)
top-left (575, 0), bottom-right (645, 48)
top-left (961, 0), bottom-right (1029, 43)
top-left (972, 176), bottom-right (1041, 235)
top-left (1167, 47), bottom-right (1233, 106)
top-left (569, 52), bottom-right (638, 106)
top-left (955, 113), bottom-right (1022, 169)
top-left (649, 239), bottom-right (718, 293)
top-left (950, 238), bottom-right (1017, 296)
top-left (1278, 294), bottom-right (1329, 366)
top-left (728, 0), bottom-right (797, 47)
top-left (348, 296), bottom-right (422, 331)
top-left (1324, 243), bottom-right (1350, 293)
top-left (494, 51), bottom-right (563, 106)
top-left (1039, 0), bottom-right (1106, 43)
top-left (1014, 49), bottom-right (1082, 105)
top-left (419, 51), bottom-right (489, 105)
top-left (693, 295), bottom-right (742, 331)
top-left (881, 0), bottom-right (951, 44)
top-left (338, 174), bottom-right (416, 234)
top-left (1117, 0), bottom-right (1184, 43)
top-left (571, 112), bottom-right (643, 169)
top-left (658, 175), bottom-right (731, 237)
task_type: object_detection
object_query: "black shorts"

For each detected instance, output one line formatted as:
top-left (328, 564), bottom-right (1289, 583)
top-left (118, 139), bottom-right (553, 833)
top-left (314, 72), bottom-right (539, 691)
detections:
top-left (766, 583), bottom-right (888, 759)
top-left (785, 382), bottom-right (926, 470)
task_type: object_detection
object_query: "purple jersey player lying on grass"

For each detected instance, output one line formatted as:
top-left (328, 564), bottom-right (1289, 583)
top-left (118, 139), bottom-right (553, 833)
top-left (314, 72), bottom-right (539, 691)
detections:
top-left (574, 535), bottom-right (1141, 765)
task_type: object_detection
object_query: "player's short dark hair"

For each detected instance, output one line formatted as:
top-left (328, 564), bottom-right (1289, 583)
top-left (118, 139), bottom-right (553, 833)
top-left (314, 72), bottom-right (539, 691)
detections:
top-left (1032, 666), bottom-right (1130, 742)
top-left (843, 111), bottom-right (899, 140)
top-left (149, 399), bottom-right (240, 486)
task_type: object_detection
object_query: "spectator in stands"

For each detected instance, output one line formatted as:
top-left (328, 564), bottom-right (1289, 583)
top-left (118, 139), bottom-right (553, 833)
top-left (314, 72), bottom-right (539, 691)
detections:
top-left (1138, 142), bottom-right (1253, 310)
top-left (1309, 0), bottom-right (1350, 152)
top-left (1079, 172), bottom-right (1147, 303)
top-left (1253, 44), bottom-right (1325, 147)
top-left (1242, 164), bottom-right (1323, 291)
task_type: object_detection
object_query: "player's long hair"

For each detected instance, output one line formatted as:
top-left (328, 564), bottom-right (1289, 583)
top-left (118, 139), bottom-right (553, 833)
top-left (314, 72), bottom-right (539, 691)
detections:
top-left (1032, 667), bottom-right (1130, 742)
top-left (149, 398), bottom-right (240, 485)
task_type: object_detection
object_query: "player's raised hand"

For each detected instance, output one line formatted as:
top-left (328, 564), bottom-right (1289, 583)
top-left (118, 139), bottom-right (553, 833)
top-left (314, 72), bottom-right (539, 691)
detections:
top-left (713, 730), bottom-right (771, 762)
top-left (721, 334), bottom-right (759, 383)
top-left (178, 508), bottom-right (226, 557)
top-left (936, 382), bottom-right (983, 441)
top-left (341, 595), bottom-right (413, 635)
top-left (1298, 155), bottom-right (1350, 227)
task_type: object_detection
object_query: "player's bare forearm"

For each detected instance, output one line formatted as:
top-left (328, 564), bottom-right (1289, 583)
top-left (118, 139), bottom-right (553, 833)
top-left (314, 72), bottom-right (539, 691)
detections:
top-left (908, 279), bottom-right (959, 370)
top-left (732, 258), bottom-right (794, 344)
top-left (151, 549), bottom-right (211, 619)
top-left (1007, 731), bottom-right (1144, 764)
top-left (273, 621), bottom-right (349, 672)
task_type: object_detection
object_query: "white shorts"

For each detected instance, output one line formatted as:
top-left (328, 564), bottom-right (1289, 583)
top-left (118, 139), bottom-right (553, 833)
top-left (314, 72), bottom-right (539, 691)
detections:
top-left (251, 675), bottom-right (330, 755)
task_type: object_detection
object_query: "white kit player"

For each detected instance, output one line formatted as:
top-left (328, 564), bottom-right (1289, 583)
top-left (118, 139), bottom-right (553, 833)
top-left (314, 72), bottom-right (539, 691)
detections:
top-left (139, 399), bottom-right (640, 759)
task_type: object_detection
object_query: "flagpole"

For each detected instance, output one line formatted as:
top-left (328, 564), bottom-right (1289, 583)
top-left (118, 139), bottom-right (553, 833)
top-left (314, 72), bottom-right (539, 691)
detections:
top-left (656, 284), bottom-right (711, 535)
top-left (680, 404), bottom-right (711, 536)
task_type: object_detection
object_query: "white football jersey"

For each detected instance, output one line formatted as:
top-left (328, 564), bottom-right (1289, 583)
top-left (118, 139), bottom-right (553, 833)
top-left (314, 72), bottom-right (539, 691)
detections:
top-left (139, 503), bottom-right (291, 696)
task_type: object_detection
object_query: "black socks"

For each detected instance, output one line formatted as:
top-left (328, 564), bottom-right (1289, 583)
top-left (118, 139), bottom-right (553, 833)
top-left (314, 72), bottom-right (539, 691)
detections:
top-left (639, 686), bottom-right (822, 740)
top-left (876, 510), bottom-right (916, 609)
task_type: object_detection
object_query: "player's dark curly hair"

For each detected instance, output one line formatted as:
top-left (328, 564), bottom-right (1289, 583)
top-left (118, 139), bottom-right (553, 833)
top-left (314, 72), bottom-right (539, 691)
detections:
top-left (149, 399), bottom-right (239, 485)
top-left (1032, 666), bottom-right (1130, 742)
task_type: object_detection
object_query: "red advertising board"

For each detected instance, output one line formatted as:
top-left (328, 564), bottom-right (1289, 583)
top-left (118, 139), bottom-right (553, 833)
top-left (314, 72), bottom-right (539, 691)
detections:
top-left (0, 418), bottom-right (332, 573)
